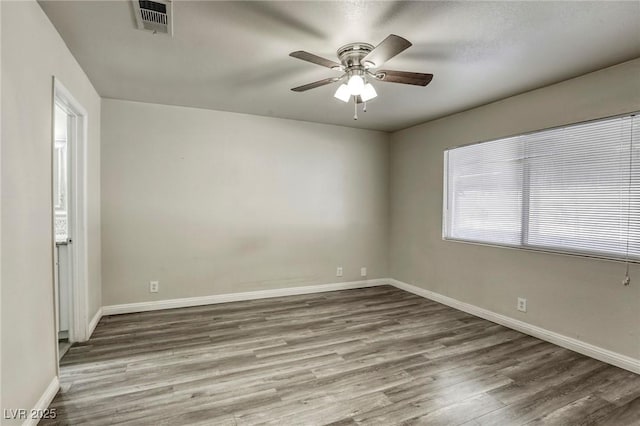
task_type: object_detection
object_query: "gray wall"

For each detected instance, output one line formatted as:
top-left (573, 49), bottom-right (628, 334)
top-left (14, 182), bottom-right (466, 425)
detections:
top-left (1, 0), bottom-right (101, 420)
top-left (101, 99), bottom-right (389, 306)
top-left (390, 58), bottom-right (640, 359)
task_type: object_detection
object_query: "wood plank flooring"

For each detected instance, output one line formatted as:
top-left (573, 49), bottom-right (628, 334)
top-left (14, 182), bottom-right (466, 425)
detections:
top-left (43, 285), bottom-right (640, 425)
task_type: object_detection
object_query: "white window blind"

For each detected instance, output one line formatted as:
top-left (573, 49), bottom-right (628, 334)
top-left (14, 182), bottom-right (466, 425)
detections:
top-left (444, 113), bottom-right (639, 261)
top-left (445, 136), bottom-right (524, 245)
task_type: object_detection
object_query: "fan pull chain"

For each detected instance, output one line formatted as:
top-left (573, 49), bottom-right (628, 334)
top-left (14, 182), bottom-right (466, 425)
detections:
top-left (363, 101), bottom-right (367, 113)
top-left (353, 97), bottom-right (358, 120)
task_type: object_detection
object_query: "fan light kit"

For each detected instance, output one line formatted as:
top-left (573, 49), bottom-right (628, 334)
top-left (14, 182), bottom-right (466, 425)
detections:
top-left (290, 35), bottom-right (433, 120)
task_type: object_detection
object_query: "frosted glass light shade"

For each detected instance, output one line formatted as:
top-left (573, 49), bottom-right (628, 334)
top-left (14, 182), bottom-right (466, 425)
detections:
top-left (334, 84), bottom-right (351, 102)
top-left (347, 75), bottom-right (365, 95)
top-left (361, 83), bottom-right (377, 102)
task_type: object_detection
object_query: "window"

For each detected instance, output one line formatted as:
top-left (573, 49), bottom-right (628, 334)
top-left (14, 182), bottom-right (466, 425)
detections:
top-left (444, 113), bottom-right (639, 261)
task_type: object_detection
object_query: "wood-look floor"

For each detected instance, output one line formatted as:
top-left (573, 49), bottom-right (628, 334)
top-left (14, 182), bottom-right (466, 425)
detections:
top-left (44, 285), bottom-right (640, 425)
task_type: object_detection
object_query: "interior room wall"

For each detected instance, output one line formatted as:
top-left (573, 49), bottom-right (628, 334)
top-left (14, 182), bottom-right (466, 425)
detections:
top-left (1, 0), bottom-right (101, 419)
top-left (101, 99), bottom-right (389, 306)
top-left (389, 58), bottom-right (640, 360)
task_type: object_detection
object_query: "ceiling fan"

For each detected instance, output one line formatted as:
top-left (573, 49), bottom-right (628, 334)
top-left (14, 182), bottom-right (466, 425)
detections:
top-left (289, 34), bottom-right (433, 119)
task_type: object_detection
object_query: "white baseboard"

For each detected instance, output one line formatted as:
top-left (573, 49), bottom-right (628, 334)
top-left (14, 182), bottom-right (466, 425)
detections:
top-left (22, 376), bottom-right (59, 426)
top-left (87, 307), bottom-right (102, 339)
top-left (102, 279), bottom-right (389, 316)
top-left (390, 279), bottom-right (640, 375)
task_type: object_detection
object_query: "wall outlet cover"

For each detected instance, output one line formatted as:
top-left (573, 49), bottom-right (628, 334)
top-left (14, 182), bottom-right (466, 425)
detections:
top-left (517, 297), bottom-right (527, 312)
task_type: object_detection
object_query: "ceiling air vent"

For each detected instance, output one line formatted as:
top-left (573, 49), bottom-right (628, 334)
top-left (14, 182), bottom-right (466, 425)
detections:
top-left (132, 0), bottom-right (173, 36)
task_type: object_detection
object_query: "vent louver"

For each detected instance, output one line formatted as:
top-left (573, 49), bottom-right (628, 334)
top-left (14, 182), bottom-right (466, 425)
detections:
top-left (132, 0), bottom-right (173, 36)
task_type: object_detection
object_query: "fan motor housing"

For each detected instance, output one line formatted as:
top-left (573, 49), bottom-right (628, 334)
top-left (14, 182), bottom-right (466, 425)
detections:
top-left (337, 43), bottom-right (374, 70)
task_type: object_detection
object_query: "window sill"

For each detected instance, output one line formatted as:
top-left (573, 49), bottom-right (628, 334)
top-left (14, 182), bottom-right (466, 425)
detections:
top-left (442, 237), bottom-right (640, 265)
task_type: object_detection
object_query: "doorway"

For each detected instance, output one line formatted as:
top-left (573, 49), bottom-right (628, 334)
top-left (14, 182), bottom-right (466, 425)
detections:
top-left (52, 78), bottom-right (90, 365)
top-left (53, 103), bottom-right (72, 358)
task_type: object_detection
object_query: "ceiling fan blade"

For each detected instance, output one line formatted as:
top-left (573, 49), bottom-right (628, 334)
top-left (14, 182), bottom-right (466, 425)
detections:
top-left (291, 77), bottom-right (342, 92)
top-left (290, 51), bottom-right (342, 69)
top-left (362, 34), bottom-right (412, 67)
top-left (373, 70), bottom-right (433, 86)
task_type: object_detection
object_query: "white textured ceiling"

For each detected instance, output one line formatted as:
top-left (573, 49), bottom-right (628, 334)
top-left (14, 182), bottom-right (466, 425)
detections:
top-left (40, 1), bottom-right (640, 132)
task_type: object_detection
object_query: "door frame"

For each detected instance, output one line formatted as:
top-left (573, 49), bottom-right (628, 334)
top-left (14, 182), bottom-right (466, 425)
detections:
top-left (52, 77), bottom-right (89, 346)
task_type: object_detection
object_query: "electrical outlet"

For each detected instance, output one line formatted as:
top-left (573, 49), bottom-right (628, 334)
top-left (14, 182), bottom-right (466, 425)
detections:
top-left (150, 281), bottom-right (159, 293)
top-left (360, 267), bottom-right (367, 277)
top-left (336, 267), bottom-right (343, 277)
top-left (517, 297), bottom-right (527, 312)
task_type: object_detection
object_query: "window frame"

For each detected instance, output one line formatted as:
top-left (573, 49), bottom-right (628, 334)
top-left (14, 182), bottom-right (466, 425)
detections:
top-left (442, 111), bottom-right (639, 264)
